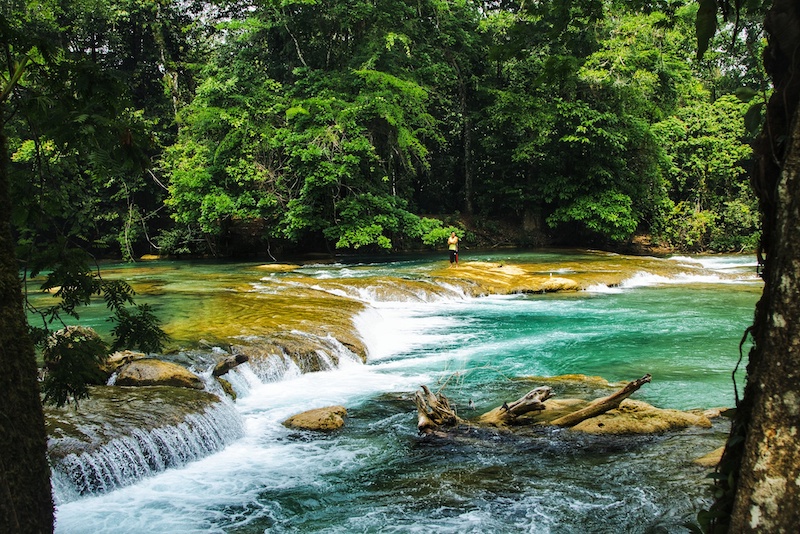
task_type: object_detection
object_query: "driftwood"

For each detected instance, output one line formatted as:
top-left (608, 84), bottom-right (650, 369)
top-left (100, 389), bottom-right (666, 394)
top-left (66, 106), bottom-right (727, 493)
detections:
top-left (414, 374), bottom-right (652, 433)
top-left (548, 374), bottom-right (651, 427)
top-left (415, 385), bottom-right (459, 432)
top-left (478, 386), bottom-right (554, 426)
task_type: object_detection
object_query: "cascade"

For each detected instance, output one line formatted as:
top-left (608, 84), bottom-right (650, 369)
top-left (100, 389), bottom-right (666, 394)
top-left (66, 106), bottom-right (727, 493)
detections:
top-left (51, 401), bottom-right (244, 504)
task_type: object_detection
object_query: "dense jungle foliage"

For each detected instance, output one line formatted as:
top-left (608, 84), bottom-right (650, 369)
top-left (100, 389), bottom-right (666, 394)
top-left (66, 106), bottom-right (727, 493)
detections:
top-left (3, 0), bottom-right (766, 264)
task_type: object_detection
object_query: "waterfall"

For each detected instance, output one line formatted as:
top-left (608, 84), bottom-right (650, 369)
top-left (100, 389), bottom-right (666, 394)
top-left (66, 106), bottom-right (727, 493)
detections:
top-left (243, 350), bottom-right (304, 383)
top-left (51, 401), bottom-right (245, 504)
top-left (238, 330), bottom-right (365, 383)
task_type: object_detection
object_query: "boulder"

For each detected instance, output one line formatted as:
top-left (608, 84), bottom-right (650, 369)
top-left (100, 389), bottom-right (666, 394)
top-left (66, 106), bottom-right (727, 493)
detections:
top-left (115, 358), bottom-right (204, 389)
top-left (569, 399), bottom-right (713, 434)
top-left (100, 350), bottom-right (147, 376)
top-left (282, 405), bottom-right (347, 431)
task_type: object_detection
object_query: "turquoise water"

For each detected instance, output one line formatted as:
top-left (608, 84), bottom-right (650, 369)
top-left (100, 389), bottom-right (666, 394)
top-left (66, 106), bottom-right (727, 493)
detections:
top-left (366, 287), bottom-right (756, 411)
top-left (50, 251), bottom-right (761, 533)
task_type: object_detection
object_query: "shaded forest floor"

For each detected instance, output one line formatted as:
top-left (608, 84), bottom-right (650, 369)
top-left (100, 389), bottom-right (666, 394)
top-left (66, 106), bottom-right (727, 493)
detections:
top-left (431, 216), bottom-right (675, 258)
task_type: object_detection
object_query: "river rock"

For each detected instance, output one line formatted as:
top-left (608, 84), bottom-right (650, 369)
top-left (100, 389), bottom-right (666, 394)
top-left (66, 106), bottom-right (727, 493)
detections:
top-left (694, 446), bottom-right (725, 467)
top-left (100, 350), bottom-right (148, 376)
top-left (216, 377), bottom-right (237, 400)
top-left (282, 405), bottom-right (347, 431)
top-left (115, 358), bottom-right (204, 389)
top-left (435, 261), bottom-right (582, 295)
top-left (254, 263), bottom-right (301, 272)
top-left (569, 399), bottom-right (713, 434)
top-left (45, 385), bottom-right (226, 462)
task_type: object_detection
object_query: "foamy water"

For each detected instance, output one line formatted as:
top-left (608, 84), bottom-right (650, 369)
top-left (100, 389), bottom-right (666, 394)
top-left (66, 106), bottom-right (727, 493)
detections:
top-left (53, 252), bottom-right (760, 533)
top-left (583, 254), bottom-right (760, 293)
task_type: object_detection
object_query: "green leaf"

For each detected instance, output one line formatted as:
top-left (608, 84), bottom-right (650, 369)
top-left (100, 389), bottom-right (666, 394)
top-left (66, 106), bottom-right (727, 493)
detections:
top-left (735, 87), bottom-right (760, 103)
top-left (109, 304), bottom-right (169, 353)
top-left (42, 326), bottom-right (109, 407)
top-left (744, 102), bottom-right (764, 136)
top-left (696, 0), bottom-right (719, 60)
top-left (286, 105), bottom-right (310, 120)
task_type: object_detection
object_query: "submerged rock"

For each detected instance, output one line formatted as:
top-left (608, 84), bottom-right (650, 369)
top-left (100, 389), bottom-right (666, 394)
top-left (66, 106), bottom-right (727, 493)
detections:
top-left (431, 261), bottom-right (588, 295)
top-left (254, 263), bottom-right (301, 272)
top-left (283, 405), bottom-right (348, 431)
top-left (46, 385), bottom-right (225, 461)
top-left (235, 328), bottom-right (364, 381)
top-left (115, 358), bottom-right (204, 389)
top-left (518, 374), bottom-right (624, 398)
top-left (427, 254), bottom-right (747, 296)
top-left (162, 287), bottom-right (367, 363)
top-left (694, 446), bottom-right (725, 467)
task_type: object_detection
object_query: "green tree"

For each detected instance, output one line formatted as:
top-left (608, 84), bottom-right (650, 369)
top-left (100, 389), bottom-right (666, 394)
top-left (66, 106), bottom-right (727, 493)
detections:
top-left (474, 2), bottom-right (681, 244)
top-left (2, 14), bottom-right (170, 525)
top-left (653, 95), bottom-right (756, 250)
top-left (6, 7), bottom-right (171, 352)
top-left (164, 1), bottom-right (456, 252)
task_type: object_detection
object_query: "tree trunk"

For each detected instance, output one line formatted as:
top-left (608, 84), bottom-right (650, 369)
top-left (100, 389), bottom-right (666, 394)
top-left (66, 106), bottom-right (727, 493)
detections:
top-left (457, 67), bottom-right (473, 215)
top-left (0, 132), bottom-right (54, 531)
top-left (711, 2), bottom-right (800, 532)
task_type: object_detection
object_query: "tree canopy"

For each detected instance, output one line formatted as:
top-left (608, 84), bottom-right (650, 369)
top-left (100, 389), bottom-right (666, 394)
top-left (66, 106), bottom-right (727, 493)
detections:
top-left (3, 0), bottom-right (763, 259)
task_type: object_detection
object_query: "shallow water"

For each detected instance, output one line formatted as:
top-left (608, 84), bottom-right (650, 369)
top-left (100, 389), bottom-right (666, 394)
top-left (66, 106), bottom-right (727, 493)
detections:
top-left (49, 251), bottom-right (761, 533)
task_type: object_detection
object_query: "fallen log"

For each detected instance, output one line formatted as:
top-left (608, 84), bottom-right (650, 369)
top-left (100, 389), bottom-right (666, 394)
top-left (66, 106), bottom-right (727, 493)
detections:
top-left (414, 374), bottom-right (652, 433)
top-left (478, 386), bottom-right (554, 426)
top-left (549, 374), bottom-right (652, 427)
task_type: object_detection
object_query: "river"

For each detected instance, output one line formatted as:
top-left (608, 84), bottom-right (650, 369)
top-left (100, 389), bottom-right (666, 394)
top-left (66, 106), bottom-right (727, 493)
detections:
top-left (49, 250), bottom-right (761, 533)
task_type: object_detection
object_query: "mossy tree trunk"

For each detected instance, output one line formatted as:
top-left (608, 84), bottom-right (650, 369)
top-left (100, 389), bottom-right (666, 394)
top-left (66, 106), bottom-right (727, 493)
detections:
top-left (712, 2), bottom-right (800, 531)
top-left (0, 131), bottom-right (54, 531)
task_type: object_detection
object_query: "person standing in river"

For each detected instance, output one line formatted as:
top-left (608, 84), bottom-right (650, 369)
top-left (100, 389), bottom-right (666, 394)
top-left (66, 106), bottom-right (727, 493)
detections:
top-left (447, 231), bottom-right (459, 268)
